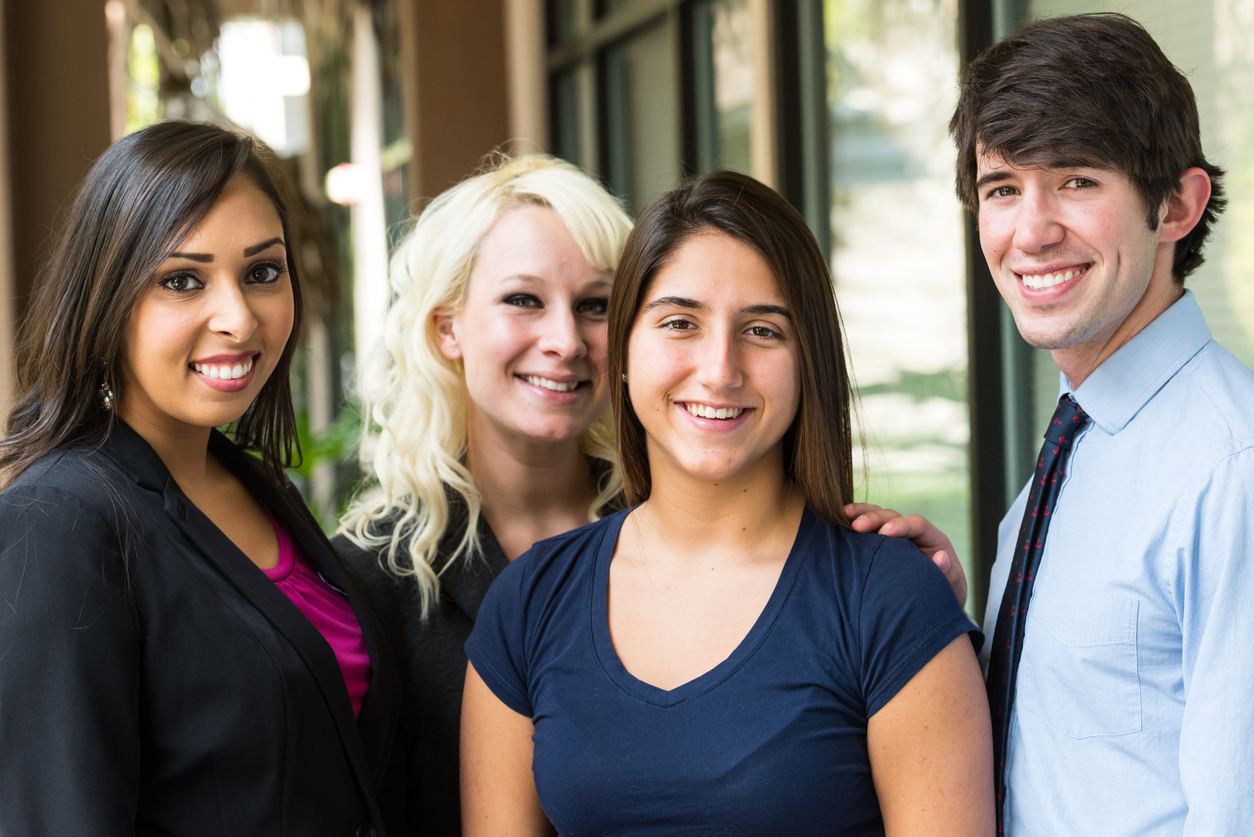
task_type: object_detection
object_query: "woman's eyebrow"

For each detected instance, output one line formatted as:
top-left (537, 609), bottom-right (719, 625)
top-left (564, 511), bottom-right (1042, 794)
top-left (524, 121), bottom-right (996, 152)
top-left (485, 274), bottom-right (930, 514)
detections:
top-left (743, 304), bottom-right (791, 319)
top-left (244, 237), bottom-right (285, 256)
top-left (644, 296), bottom-right (705, 311)
top-left (168, 237), bottom-right (285, 263)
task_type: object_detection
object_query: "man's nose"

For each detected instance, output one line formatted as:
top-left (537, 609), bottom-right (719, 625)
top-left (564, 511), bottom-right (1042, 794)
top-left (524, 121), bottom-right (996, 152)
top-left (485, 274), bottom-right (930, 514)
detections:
top-left (1012, 189), bottom-right (1066, 253)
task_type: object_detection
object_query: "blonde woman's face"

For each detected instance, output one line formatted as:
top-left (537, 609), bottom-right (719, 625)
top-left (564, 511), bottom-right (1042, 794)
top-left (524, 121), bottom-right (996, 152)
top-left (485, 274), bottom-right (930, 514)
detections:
top-left (435, 205), bottom-right (612, 448)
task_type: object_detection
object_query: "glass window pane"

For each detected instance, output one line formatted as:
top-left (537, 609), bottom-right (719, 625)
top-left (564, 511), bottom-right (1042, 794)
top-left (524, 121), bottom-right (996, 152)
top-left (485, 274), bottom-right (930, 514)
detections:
top-left (551, 66), bottom-right (582, 167)
top-left (600, 21), bottom-right (682, 213)
top-left (826, 0), bottom-right (972, 579)
top-left (692, 0), bottom-right (754, 174)
top-left (548, 0), bottom-right (576, 47)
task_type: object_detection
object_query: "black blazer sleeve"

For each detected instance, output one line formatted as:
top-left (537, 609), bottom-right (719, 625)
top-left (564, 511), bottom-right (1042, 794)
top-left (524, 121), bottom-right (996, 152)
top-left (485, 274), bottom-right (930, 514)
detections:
top-left (0, 475), bottom-right (142, 834)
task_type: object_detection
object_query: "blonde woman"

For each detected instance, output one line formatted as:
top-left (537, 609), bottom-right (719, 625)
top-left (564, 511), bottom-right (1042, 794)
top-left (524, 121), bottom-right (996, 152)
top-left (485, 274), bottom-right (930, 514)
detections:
top-left (335, 155), bottom-right (633, 837)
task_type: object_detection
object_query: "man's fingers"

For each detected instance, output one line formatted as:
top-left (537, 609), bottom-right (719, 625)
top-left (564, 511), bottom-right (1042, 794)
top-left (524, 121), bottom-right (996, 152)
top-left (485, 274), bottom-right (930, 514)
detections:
top-left (876, 513), bottom-right (932, 540)
top-left (845, 504), bottom-right (905, 533)
top-left (931, 550), bottom-right (968, 608)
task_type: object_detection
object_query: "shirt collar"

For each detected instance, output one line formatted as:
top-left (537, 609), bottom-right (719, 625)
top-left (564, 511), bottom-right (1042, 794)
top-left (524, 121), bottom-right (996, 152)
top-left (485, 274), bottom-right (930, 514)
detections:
top-left (1063, 290), bottom-right (1211, 435)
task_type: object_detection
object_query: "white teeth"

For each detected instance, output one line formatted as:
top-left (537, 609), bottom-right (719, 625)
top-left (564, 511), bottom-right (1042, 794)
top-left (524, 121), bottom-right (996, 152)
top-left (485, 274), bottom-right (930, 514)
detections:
top-left (524, 375), bottom-right (580, 393)
top-left (1021, 268), bottom-right (1082, 290)
top-left (195, 358), bottom-right (253, 380)
top-left (684, 403), bottom-right (744, 420)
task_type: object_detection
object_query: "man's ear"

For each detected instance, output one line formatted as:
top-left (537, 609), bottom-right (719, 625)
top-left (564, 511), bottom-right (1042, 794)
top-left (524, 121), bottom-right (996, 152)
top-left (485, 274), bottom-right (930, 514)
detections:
top-left (1158, 167), bottom-right (1212, 243)
top-left (433, 307), bottom-right (463, 361)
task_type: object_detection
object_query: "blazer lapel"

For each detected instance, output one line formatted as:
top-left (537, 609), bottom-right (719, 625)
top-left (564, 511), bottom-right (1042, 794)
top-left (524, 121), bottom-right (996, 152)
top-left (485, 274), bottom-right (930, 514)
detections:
top-left (215, 436), bottom-right (399, 789)
top-left (102, 424), bottom-right (390, 821)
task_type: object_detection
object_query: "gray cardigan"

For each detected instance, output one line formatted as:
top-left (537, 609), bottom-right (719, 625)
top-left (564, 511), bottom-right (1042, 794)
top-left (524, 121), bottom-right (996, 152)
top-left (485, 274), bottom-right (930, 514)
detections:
top-left (335, 494), bottom-right (509, 837)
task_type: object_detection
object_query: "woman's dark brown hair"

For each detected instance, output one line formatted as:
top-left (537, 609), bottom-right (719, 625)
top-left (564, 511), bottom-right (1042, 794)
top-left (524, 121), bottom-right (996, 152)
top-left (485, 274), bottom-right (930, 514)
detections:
top-left (0, 120), bottom-right (303, 487)
top-left (950, 13), bottom-right (1225, 283)
top-left (607, 170), bottom-right (855, 528)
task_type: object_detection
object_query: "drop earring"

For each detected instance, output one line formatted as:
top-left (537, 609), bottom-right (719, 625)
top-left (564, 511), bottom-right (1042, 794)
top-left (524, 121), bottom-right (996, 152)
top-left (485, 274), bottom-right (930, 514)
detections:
top-left (99, 379), bottom-right (115, 411)
top-left (621, 373), bottom-right (627, 382)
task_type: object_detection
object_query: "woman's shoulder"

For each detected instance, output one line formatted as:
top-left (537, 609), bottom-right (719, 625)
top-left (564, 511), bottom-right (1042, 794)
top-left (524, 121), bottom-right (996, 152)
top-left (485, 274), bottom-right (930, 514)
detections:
top-left (1, 444), bottom-right (132, 514)
top-left (490, 509), bottom-right (626, 602)
top-left (525, 507), bottom-right (627, 564)
top-left (801, 512), bottom-right (950, 596)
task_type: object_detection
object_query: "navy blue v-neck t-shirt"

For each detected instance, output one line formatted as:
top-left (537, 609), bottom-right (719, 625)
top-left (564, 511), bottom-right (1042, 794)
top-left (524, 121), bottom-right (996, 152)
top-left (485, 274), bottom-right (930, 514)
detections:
top-left (466, 507), bottom-right (980, 836)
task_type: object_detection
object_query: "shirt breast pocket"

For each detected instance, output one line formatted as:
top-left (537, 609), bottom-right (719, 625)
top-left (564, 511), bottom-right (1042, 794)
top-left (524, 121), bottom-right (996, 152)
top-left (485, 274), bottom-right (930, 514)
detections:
top-left (1017, 576), bottom-right (1141, 738)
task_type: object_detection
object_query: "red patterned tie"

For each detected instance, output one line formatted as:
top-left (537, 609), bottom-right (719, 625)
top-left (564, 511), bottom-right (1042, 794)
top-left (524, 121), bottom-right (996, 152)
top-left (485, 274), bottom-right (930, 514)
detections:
top-left (986, 393), bottom-right (1088, 832)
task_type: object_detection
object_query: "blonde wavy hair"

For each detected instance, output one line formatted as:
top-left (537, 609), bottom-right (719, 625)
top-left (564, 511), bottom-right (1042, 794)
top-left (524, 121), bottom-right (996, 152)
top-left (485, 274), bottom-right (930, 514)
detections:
top-left (338, 155), bottom-right (633, 617)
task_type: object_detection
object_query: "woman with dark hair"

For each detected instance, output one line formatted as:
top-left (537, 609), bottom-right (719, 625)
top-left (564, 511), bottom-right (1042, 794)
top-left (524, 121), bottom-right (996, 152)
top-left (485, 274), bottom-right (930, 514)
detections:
top-left (461, 171), bottom-right (993, 836)
top-left (0, 121), bottom-right (396, 835)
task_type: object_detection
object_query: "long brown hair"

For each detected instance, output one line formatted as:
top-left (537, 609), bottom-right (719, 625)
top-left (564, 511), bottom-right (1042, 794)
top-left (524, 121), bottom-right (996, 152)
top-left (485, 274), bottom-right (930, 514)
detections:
top-left (607, 170), bottom-right (855, 528)
top-left (0, 121), bottom-right (303, 487)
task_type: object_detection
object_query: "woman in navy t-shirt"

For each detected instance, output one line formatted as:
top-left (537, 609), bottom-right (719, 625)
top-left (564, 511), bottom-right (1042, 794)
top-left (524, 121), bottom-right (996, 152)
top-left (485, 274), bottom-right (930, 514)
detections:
top-left (463, 171), bottom-right (994, 836)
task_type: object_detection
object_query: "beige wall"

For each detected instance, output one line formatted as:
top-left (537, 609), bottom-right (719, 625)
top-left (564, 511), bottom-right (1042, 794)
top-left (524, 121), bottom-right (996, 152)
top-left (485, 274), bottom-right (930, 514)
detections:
top-left (4, 0), bottom-right (111, 316)
top-left (401, 0), bottom-right (512, 204)
top-left (0, 0), bottom-right (12, 415)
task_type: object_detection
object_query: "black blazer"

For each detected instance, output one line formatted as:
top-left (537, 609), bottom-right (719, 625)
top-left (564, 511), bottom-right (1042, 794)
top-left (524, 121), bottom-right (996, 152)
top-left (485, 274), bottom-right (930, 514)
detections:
top-left (0, 423), bottom-right (398, 836)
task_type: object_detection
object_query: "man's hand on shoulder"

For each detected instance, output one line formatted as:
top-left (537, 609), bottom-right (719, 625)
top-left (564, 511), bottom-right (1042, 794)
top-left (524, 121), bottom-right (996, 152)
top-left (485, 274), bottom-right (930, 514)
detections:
top-left (844, 503), bottom-right (967, 609)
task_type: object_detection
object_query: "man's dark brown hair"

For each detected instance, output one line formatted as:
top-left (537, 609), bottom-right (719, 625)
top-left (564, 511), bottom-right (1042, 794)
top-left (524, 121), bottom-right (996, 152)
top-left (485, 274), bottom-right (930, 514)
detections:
top-left (950, 13), bottom-right (1225, 283)
top-left (607, 170), bottom-right (856, 528)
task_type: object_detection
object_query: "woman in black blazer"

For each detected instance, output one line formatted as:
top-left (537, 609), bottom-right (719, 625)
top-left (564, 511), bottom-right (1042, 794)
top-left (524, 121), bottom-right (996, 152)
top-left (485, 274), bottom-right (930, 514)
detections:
top-left (0, 122), bottom-right (396, 835)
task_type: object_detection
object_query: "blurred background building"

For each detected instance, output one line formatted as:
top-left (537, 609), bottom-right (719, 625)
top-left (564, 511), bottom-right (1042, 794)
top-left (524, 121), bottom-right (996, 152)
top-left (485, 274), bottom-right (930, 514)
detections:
top-left (1, 0), bottom-right (1251, 617)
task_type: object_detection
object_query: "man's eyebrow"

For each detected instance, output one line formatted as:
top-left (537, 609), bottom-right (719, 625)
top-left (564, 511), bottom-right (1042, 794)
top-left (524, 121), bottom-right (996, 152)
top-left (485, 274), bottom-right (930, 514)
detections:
top-left (244, 238), bottom-right (285, 257)
top-left (643, 296), bottom-right (706, 311)
top-left (975, 170), bottom-right (1014, 192)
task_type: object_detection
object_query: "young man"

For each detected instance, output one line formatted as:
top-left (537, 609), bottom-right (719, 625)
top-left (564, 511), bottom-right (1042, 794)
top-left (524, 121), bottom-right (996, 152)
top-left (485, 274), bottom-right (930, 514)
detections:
top-left (855, 12), bottom-right (1254, 835)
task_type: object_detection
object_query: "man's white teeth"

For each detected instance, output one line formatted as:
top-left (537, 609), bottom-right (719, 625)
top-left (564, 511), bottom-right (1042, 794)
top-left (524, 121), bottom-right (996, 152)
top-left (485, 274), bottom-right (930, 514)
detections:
top-left (685, 403), bottom-right (744, 420)
top-left (195, 358), bottom-right (253, 380)
top-left (525, 375), bottom-right (580, 392)
top-left (1021, 268), bottom-right (1081, 290)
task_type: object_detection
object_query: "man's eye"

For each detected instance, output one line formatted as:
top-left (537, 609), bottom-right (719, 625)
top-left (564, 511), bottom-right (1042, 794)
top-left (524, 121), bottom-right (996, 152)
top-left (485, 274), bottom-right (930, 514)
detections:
top-left (1066, 177), bottom-right (1096, 189)
top-left (248, 263), bottom-right (285, 284)
top-left (992, 186), bottom-right (1016, 198)
top-left (161, 273), bottom-right (203, 292)
top-left (505, 294), bottom-right (542, 308)
top-left (577, 297), bottom-right (608, 315)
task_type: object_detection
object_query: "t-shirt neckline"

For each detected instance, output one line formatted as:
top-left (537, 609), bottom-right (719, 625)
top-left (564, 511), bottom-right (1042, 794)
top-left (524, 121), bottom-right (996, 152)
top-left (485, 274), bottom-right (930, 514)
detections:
top-left (589, 506), bottom-right (815, 708)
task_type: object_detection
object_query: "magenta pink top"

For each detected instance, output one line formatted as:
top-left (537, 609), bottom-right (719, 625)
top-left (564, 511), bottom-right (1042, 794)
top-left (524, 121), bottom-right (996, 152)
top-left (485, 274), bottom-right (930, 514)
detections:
top-left (261, 507), bottom-right (372, 717)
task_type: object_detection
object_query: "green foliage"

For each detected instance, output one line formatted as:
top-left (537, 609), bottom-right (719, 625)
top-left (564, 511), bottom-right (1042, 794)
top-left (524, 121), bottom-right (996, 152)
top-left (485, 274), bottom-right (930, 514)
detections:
top-left (289, 399), bottom-right (363, 532)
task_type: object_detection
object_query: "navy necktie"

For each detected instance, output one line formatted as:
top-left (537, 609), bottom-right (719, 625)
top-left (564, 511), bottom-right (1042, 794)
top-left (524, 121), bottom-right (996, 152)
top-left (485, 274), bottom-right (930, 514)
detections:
top-left (986, 393), bottom-right (1088, 832)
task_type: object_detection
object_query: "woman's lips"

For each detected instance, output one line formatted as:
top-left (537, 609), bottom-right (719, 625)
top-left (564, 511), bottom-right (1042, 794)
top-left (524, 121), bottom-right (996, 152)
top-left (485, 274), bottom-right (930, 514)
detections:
top-left (191, 354), bottom-right (257, 393)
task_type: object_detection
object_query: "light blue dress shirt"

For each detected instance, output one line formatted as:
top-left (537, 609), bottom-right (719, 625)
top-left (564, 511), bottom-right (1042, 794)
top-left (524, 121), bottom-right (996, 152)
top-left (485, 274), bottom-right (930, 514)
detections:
top-left (981, 291), bottom-right (1254, 836)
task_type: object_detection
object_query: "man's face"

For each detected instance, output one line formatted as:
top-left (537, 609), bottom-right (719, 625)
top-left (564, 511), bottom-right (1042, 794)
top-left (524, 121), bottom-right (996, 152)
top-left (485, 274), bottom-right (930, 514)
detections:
top-left (976, 152), bottom-right (1173, 374)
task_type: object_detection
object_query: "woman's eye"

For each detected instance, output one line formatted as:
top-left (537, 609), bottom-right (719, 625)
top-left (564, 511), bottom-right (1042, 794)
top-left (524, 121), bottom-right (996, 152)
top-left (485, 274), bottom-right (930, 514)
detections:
top-left (247, 262), bottom-right (285, 284)
top-left (505, 294), bottom-right (542, 308)
top-left (160, 273), bottom-right (203, 292)
top-left (747, 325), bottom-right (779, 339)
top-left (662, 318), bottom-right (694, 331)
top-left (576, 297), bottom-right (608, 316)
